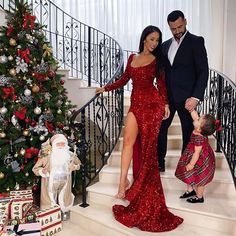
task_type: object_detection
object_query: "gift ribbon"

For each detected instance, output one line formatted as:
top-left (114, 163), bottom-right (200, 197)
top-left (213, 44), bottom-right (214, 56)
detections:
top-left (13, 224), bottom-right (40, 235)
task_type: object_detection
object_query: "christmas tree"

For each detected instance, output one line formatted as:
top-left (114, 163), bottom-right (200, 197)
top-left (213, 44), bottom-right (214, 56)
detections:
top-left (0, 0), bottom-right (74, 193)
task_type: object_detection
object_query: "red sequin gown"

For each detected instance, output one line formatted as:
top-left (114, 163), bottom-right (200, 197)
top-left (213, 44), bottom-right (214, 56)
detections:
top-left (104, 54), bottom-right (183, 232)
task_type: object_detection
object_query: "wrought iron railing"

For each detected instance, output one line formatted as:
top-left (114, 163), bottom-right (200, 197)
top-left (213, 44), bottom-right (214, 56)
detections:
top-left (1, 0), bottom-right (120, 86)
top-left (123, 50), bottom-right (236, 189)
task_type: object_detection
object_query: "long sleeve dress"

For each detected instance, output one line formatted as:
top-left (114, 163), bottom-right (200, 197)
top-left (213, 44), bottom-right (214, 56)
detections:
top-left (104, 54), bottom-right (183, 232)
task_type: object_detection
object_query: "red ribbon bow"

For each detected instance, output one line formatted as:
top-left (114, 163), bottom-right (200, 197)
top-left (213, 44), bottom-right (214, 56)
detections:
top-left (2, 87), bottom-right (17, 100)
top-left (22, 13), bottom-right (36, 29)
top-left (7, 24), bottom-right (13, 36)
top-left (25, 147), bottom-right (39, 159)
top-left (214, 119), bottom-right (222, 131)
top-left (44, 121), bottom-right (54, 133)
top-left (14, 107), bottom-right (27, 120)
top-left (18, 48), bottom-right (30, 63)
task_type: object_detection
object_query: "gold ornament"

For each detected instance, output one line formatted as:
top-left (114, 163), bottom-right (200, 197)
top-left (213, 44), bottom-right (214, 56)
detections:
top-left (32, 84), bottom-right (40, 93)
top-left (9, 38), bottom-right (17, 46)
top-left (42, 44), bottom-right (53, 57)
top-left (0, 172), bottom-right (4, 179)
top-left (25, 172), bottom-right (29, 177)
top-left (23, 129), bottom-right (30, 136)
top-left (57, 109), bottom-right (62, 114)
top-left (9, 68), bottom-right (16, 76)
top-left (20, 148), bottom-right (26, 155)
top-left (6, 187), bottom-right (10, 191)
top-left (0, 132), bottom-right (6, 138)
top-left (23, 76), bottom-right (27, 80)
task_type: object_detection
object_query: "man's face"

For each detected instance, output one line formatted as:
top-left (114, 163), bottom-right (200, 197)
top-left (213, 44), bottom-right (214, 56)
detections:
top-left (168, 17), bottom-right (187, 41)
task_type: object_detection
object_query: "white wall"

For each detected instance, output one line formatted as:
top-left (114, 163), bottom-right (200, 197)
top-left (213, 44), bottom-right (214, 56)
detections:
top-left (223, 0), bottom-right (236, 83)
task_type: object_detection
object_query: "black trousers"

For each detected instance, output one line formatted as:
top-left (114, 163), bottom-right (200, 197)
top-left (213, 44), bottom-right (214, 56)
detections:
top-left (157, 101), bottom-right (194, 168)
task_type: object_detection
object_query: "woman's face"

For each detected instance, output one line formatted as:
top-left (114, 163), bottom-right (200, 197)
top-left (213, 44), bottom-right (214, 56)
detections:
top-left (143, 31), bottom-right (160, 53)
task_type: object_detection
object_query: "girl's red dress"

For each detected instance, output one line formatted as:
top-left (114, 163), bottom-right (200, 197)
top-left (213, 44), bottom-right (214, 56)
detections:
top-left (175, 132), bottom-right (215, 186)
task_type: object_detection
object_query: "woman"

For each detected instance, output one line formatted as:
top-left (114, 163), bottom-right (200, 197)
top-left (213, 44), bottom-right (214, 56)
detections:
top-left (96, 25), bottom-right (183, 232)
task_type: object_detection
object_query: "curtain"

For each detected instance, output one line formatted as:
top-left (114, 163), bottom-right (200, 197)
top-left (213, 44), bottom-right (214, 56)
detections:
top-left (52, 0), bottom-right (226, 73)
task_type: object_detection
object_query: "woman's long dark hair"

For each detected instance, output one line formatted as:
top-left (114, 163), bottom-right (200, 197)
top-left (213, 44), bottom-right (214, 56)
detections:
top-left (138, 25), bottom-right (166, 75)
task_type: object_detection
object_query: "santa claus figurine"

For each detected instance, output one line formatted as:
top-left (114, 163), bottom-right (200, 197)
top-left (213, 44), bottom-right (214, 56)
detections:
top-left (33, 134), bottom-right (80, 214)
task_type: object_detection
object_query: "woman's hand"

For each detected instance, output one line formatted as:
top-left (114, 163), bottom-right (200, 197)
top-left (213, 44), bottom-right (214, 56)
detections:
top-left (163, 104), bottom-right (170, 120)
top-left (96, 87), bottom-right (105, 94)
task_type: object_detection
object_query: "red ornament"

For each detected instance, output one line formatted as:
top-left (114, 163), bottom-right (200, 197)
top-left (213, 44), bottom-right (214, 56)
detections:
top-left (25, 117), bottom-right (31, 123)
top-left (48, 70), bottom-right (55, 78)
top-left (38, 99), bottom-right (44, 104)
top-left (20, 165), bottom-right (25, 171)
top-left (57, 122), bottom-right (64, 129)
top-left (32, 185), bottom-right (38, 191)
top-left (30, 121), bottom-right (37, 127)
top-left (60, 79), bottom-right (65, 85)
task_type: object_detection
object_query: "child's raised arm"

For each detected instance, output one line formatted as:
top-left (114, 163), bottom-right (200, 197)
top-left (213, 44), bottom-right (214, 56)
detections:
top-left (190, 110), bottom-right (199, 122)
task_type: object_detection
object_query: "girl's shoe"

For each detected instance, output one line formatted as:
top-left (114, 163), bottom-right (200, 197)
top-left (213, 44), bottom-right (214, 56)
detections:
top-left (115, 179), bottom-right (130, 199)
top-left (187, 196), bottom-right (204, 203)
top-left (179, 190), bottom-right (196, 199)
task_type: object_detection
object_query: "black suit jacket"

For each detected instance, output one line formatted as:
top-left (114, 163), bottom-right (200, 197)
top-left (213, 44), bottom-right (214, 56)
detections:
top-left (162, 32), bottom-right (209, 103)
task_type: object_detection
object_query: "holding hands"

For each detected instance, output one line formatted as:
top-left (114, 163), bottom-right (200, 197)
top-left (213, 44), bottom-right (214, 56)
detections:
top-left (185, 97), bottom-right (198, 112)
top-left (96, 87), bottom-right (105, 94)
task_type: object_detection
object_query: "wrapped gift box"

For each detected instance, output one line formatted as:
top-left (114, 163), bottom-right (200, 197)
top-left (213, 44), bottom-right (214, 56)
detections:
top-left (10, 198), bottom-right (33, 220)
top-left (4, 222), bottom-right (41, 236)
top-left (0, 198), bottom-right (11, 226)
top-left (10, 189), bottom-right (33, 199)
top-left (36, 205), bottom-right (62, 236)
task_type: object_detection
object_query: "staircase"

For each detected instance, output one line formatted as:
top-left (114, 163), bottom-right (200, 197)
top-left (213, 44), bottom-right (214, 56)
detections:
top-left (64, 96), bottom-right (236, 236)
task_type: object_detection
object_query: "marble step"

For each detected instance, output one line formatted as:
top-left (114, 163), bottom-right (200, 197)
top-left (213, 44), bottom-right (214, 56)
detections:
top-left (114, 135), bottom-right (216, 151)
top-left (70, 201), bottom-right (234, 236)
top-left (99, 166), bottom-right (235, 195)
top-left (108, 150), bottom-right (228, 170)
top-left (57, 220), bottom-right (96, 236)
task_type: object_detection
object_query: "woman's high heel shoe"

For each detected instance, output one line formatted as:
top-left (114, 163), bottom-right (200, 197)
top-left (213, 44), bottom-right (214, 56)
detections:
top-left (115, 179), bottom-right (130, 199)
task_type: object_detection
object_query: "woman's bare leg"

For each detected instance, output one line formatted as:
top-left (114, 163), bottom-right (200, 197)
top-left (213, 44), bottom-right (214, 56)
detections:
top-left (116, 112), bottom-right (138, 198)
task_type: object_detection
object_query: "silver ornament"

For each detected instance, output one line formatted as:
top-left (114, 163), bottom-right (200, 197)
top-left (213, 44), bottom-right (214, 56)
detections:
top-left (0, 106), bottom-right (7, 114)
top-left (0, 55), bottom-right (8, 63)
top-left (24, 89), bottom-right (31, 96)
top-left (34, 107), bottom-right (42, 115)
top-left (39, 135), bottom-right (45, 141)
top-left (8, 55), bottom-right (14, 61)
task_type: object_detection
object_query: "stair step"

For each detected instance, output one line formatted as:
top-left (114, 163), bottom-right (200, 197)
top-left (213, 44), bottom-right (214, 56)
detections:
top-left (99, 166), bottom-right (235, 195)
top-left (86, 182), bottom-right (236, 234)
top-left (57, 221), bottom-right (96, 236)
top-left (114, 135), bottom-right (216, 151)
top-left (108, 150), bottom-right (228, 170)
top-left (70, 201), bottom-right (234, 235)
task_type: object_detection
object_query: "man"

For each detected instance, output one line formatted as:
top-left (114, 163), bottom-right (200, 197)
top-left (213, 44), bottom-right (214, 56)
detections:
top-left (158, 10), bottom-right (209, 172)
top-left (33, 134), bottom-right (80, 214)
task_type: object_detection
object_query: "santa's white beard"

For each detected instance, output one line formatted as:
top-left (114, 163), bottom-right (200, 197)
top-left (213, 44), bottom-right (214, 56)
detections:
top-left (50, 147), bottom-right (71, 169)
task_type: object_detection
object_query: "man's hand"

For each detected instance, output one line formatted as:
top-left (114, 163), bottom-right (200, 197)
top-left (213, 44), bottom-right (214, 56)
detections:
top-left (185, 97), bottom-right (198, 112)
top-left (163, 104), bottom-right (170, 120)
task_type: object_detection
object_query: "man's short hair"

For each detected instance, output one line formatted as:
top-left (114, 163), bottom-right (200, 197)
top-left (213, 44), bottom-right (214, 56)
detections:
top-left (167, 10), bottom-right (185, 23)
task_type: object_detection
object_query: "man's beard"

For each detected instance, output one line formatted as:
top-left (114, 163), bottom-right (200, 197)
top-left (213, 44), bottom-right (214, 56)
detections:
top-left (174, 29), bottom-right (186, 40)
top-left (50, 147), bottom-right (70, 168)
